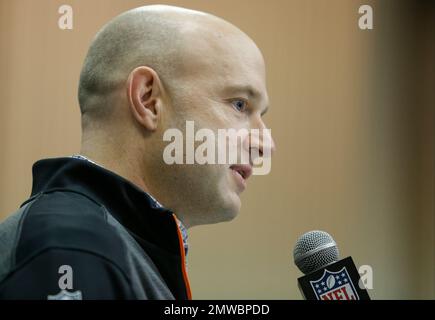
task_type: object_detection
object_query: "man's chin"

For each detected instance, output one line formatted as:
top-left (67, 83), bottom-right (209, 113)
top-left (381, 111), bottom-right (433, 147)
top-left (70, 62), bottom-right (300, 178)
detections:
top-left (218, 191), bottom-right (241, 222)
top-left (191, 206), bottom-right (239, 227)
top-left (197, 192), bottom-right (241, 225)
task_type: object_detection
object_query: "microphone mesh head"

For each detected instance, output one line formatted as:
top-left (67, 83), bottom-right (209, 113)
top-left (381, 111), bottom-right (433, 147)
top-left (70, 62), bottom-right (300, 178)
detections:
top-left (293, 230), bottom-right (339, 275)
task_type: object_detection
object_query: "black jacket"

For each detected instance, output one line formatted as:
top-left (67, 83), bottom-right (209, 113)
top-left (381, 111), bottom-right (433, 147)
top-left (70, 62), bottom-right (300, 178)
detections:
top-left (0, 157), bottom-right (192, 300)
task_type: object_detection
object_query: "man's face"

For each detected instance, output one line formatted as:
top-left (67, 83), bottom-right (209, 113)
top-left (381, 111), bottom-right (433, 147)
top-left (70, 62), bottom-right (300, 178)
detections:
top-left (150, 25), bottom-right (275, 227)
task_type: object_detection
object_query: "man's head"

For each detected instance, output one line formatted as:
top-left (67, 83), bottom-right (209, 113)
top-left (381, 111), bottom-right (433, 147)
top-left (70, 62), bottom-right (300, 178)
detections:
top-left (78, 5), bottom-right (275, 228)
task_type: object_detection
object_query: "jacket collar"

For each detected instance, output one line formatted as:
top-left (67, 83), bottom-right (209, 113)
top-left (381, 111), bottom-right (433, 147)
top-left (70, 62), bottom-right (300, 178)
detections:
top-left (27, 157), bottom-right (191, 299)
top-left (70, 154), bottom-right (189, 257)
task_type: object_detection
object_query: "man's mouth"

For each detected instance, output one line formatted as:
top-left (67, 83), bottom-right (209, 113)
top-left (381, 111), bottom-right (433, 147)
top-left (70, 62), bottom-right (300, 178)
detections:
top-left (229, 164), bottom-right (253, 190)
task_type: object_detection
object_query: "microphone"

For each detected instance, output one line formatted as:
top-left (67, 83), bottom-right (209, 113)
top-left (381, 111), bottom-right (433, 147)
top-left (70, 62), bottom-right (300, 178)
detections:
top-left (293, 230), bottom-right (370, 300)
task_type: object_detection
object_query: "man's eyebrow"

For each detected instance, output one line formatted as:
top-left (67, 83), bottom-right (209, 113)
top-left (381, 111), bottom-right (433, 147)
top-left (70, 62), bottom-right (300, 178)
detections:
top-left (225, 84), bottom-right (261, 99)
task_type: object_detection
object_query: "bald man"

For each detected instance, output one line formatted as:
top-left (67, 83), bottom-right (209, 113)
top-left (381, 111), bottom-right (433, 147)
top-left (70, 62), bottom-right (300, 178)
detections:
top-left (0, 5), bottom-right (274, 300)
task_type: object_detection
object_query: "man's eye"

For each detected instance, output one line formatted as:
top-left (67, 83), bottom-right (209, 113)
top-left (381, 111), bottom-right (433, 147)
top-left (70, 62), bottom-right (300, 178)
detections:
top-left (231, 99), bottom-right (247, 112)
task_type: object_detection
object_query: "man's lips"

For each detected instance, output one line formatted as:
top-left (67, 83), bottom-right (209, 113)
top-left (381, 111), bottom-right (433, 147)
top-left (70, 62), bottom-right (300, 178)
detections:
top-left (229, 164), bottom-right (253, 181)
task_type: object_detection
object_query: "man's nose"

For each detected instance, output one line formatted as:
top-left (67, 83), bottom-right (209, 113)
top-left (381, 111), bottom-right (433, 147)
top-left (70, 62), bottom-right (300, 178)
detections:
top-left (247, 120), bottom-right (276, 159)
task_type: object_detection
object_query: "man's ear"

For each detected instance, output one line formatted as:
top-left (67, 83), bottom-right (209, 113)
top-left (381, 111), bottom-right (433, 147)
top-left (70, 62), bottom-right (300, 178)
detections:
top-left (126, 66), bottom-right (163, 131)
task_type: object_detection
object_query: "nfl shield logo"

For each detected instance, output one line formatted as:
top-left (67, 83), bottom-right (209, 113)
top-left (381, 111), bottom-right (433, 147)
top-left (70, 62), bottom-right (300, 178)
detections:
top-left (47, 289), bottom-right (83, 300)
top-left (310, 267), bottom-right (359, 300)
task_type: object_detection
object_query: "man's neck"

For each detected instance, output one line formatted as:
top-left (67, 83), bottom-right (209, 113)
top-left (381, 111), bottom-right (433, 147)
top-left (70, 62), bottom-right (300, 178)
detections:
top-left (71, 153), bottom-right (190, 263)
top-left (79, 147), bottom-right (150, 193)
top-left (78, 145), bottom-right (192, 229)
